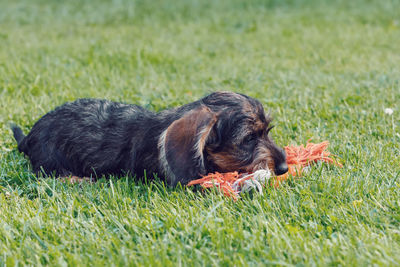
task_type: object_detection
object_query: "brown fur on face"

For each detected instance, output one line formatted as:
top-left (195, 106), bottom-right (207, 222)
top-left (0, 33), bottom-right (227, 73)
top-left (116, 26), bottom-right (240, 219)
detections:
top-left (206, 150), bottom-right (243, 172)
top-left (199, 92), bottom-right (287, 176)
top-left (244, 139), bottom-right (276, 172)
top-left (205, 124), bottom-right (281, 174)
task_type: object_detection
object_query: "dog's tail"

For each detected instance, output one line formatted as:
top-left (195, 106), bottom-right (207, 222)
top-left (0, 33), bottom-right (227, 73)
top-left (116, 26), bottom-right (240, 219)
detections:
top-left (10, 123), bottom-right (26, 150)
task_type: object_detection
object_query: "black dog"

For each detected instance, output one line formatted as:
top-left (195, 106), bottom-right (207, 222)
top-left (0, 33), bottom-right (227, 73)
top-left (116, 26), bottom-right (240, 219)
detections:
top-left (12, 91), bottom-right (288, 185)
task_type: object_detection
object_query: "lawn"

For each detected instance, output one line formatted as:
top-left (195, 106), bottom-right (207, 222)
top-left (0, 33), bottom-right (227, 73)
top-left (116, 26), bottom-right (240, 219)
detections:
top-left (0, 0), bottom-right (399, 265)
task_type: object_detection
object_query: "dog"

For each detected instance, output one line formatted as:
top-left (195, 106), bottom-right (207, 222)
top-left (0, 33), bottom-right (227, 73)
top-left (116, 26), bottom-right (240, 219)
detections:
top-left (11, 91), bottom-right (288, 185)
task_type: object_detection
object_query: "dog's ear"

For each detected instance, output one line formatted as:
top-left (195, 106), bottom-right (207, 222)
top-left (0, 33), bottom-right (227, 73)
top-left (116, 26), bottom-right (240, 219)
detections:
top-left (159, 106), bottom-right (217, 186)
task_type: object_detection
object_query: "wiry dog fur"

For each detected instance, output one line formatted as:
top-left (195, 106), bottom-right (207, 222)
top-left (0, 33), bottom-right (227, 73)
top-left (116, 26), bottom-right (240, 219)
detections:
top-left (12, 91), bottom-right (288, 185)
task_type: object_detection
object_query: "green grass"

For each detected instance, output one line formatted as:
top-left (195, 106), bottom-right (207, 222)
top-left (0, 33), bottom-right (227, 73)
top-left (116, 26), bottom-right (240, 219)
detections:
top-left (1, 0), bottom-right (400, 265)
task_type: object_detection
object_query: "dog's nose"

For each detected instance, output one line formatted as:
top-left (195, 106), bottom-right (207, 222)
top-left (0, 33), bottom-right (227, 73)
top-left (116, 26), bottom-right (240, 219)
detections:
top-left (275, 163), bottom-right (289, 175)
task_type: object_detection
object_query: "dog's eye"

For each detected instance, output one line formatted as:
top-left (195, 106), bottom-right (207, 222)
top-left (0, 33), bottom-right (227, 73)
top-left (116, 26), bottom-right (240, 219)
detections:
top-left (243, 134), bottom-right (256, 144)
top-left (241, 134), bottom-right (257, 151)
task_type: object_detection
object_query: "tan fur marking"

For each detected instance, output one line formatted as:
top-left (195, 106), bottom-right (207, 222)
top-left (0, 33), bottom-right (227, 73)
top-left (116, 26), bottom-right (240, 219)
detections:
top-left (158, 129), bottom-right (175, 182)
top-left (207, 150), bottom-right (243, 172)
top-left (244, 143), bottom-right (275, 173)
top-left (196, 115), bottom-right (218, 157)
top-left (254, 119), bottom-right (265, 132)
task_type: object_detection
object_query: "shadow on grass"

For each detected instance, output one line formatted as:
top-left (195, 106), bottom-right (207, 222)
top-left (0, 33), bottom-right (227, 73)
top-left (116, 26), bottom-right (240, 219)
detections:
top-left (1, 149), bottom-right (290, 206)
top-left (1, 149), bottom-right (220, 202)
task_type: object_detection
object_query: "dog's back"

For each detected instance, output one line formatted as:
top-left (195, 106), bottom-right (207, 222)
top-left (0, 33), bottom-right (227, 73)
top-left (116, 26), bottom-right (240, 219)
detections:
top-left (12, 98), bottom-right (158, 178)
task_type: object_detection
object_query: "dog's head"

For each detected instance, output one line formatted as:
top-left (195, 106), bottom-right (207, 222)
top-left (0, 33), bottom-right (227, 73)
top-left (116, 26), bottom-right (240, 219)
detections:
top-left (159, 91), bottom-right (288, 185)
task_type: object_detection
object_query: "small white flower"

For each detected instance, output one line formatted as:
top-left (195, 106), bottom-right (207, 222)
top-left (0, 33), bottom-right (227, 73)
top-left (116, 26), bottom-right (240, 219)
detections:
top-left (384, 108), bottom-right (394, 115)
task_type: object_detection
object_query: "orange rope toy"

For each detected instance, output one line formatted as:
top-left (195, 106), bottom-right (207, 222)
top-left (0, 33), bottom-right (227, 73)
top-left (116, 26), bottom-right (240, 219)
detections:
top-left (187, 141), bottom-right (342, 200)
